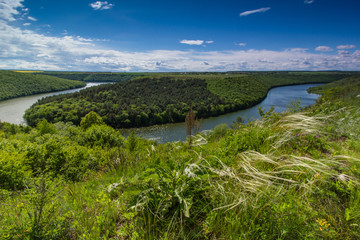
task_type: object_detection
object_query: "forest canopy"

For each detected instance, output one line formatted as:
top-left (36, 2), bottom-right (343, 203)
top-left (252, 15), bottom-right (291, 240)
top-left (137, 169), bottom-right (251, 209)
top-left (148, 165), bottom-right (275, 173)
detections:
top-left (0, 70), bottom-right (86, 101)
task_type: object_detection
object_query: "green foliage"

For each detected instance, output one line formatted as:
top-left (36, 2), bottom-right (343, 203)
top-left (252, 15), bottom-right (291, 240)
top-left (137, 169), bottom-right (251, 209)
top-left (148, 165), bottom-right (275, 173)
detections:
top-left (129, 166), bottom-right (210, 239)
top-left (0, 151), bottom-right (30, 190)
top-left (1, 73), bottom-right (360, 239)
top-left (37, 119), bottom-right (57, 135)
top-left (127, 132), bottom-right (138, 152)
top-left (25, 77), bottom-right (226, 128)
top-left (208, 123), bottom-right (228, 141)
top-left (82, 124), bottom-right (124, 148)
top-left (80, 111), bottom-right (104, 130)
top-left (25, 72), bottom-right (354, 129)
top-left (0, 70), bottom-right (85, 101)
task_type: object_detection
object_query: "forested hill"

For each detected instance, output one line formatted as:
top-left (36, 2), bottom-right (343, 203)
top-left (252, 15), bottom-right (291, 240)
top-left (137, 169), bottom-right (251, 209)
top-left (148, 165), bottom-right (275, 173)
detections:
top-left (0, 70), bottom-right (86, 101)
top-left (24, 72), bottom-right (355, 128)
top-left (24, 72), bottom-right (356, 128)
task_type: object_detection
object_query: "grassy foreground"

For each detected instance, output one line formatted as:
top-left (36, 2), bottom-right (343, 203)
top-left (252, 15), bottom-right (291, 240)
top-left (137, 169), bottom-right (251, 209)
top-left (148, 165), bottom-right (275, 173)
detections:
top-left (1, 76), bottom-right (360, 239)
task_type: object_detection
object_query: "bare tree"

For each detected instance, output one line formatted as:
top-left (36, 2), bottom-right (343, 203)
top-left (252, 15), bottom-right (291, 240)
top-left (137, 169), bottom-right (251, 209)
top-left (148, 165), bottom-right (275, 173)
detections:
top-left (185, 108), bottom-right (201, 145)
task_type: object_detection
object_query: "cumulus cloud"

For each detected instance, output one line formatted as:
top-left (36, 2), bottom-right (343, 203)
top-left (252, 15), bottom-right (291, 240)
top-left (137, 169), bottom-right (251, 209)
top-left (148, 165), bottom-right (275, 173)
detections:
top-left (2, 20), bottom-right (360, 72)
top-left (0, 0), bottom-right (24, 21)
top-left (240, 7), bottom-right (271, 17)
top-left (304, 0), bottom-right (314, 4)
top-left (337, 44), bottom-right (356, 50)
top-left (0, 1), bottom-right (359, 72)
top-left (90, 1), bottom-right (114, 10)
top-left (315, 46), bottom-right (333, 52)
top-left (180, 40), bottom-right (204, 45)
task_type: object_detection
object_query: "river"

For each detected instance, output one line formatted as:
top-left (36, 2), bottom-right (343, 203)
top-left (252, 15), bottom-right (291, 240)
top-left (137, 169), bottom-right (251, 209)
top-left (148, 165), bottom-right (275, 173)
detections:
top-left (123, 84), bottom-right (322, 143)
top-left (0, 83), bottom-right (322, 143)
top-left (0, 82), bottom-right (109, 125)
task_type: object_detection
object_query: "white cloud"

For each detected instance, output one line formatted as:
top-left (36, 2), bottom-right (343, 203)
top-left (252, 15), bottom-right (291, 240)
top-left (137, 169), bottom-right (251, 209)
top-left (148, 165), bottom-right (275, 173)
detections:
top-left (338, 50), bottom-right (351, 57)
top-left (286, 48), bottom-right (309, 53)
top-left (205, 40), bottom-right (214, 44)
top-left (0, 2), bottom-right (359, 72)
top-left (304, 0), bottom-right (314, 4)
top-left (315, 46), bottom-right (333, 52)
top-left (2, 21), bottom-right (359, 72)
top-left (23, 22), bottom-right (30, 26)
top-left (180, 40), bottom-right (204, 45)
top-left (337, 44), bottom-right (356, 50)
top-left (27, 16), bottom-right (37, 21)
top-left (0, 0), bottom-right (24, 21)
top-left (240, 7), bottom-right (271, 17)
top-left (235, 43), bottom-right (246, 46)
top-left (90, 1), bottom-right (114, 10)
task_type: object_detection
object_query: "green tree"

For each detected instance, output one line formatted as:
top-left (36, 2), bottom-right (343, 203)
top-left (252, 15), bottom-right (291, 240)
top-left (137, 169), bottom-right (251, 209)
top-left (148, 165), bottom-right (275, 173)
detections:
top-left (80, 111), bottom-right (104, 130)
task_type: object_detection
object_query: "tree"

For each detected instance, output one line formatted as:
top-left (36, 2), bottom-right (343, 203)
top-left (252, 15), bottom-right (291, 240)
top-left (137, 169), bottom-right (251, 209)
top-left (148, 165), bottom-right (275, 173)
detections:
top-left (80, 111), bottom-right (104, 130)
top-left (185, 108), bottom-right (201, 145)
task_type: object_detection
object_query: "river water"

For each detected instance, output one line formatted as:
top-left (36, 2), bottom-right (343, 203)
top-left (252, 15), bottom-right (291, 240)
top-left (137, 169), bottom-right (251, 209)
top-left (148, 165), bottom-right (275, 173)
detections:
top-left (124, 84), bottom-right (322, 143)
top-left (0, 82), bottom-right (109, 125)
top-left (0, 83), bottom-right (322, 143)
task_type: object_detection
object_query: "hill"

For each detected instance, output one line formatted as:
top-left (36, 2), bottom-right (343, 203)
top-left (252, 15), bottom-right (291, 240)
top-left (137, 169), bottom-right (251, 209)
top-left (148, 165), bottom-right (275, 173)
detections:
top-left (0, 70), bottom-right (86, 101)
top-left (24, 71), bottom-right (355, 128)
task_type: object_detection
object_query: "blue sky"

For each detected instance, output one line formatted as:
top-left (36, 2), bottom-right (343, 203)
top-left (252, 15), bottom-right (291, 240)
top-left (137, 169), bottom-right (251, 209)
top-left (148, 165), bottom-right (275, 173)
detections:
top-left (0, 0), bottom-right (359, 71)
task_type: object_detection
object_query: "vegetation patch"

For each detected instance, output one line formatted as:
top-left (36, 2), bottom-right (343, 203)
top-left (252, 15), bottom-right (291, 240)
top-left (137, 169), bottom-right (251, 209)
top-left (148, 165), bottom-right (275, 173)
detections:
top-left (0, 70), bottom-right (86, 101)
top-left (1, 75), bottom-right (360, 239)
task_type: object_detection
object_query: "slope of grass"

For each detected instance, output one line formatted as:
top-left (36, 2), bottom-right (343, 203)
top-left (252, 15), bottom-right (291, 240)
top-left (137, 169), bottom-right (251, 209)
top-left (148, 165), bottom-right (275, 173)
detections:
top-left (1, 75), bottom-right (360, 239)
top-left (0, 70), bottom-right (86, 101)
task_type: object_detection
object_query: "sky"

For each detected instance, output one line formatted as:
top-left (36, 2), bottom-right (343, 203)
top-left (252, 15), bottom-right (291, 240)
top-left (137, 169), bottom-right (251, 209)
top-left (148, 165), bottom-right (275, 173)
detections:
top-left (0, 0), bottom-right (360, 72)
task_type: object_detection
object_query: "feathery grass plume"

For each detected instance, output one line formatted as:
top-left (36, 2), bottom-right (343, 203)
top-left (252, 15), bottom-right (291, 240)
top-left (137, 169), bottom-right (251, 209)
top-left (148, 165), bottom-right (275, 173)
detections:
top-left (200, 150), bottom-right (360, 212)
top-left (270, 112), bottom-right (326, 150)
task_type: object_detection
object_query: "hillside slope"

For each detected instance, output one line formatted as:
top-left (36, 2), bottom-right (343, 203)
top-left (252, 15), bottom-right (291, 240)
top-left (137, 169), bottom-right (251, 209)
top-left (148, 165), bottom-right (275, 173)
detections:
top-left (0, 76), bottom-right (359, 239)
top-left (0, 70), bottom-right (86, 101)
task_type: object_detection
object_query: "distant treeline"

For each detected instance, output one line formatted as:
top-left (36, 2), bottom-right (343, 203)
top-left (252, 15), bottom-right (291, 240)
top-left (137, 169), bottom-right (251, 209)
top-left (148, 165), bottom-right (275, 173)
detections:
top-left (0, 70), bottom-right (86, 101)
top-left (36, 72), bottom-right (146, 82)
top-left (24, 72), bottom-right (357, 128)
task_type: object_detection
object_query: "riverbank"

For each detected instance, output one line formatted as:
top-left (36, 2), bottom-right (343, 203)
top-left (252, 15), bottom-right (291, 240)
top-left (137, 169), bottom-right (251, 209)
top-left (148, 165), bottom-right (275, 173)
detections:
top-left (0, 82), bottom-right (110, 125)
